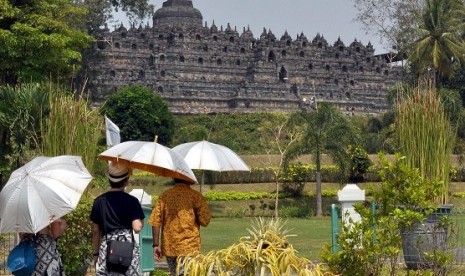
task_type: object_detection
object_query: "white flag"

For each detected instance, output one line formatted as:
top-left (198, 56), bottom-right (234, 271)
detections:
top-left (105, 115), bottom-right (121, 147)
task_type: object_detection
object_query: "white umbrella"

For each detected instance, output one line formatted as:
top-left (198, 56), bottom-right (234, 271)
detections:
top-left (99, 141), bottom-right (197, 183)
top-left (0, 155), bottom-right (92, 234)
top-left (172, 140), bottom-right (250, 192)
top-left (129, 189), bottom-right (152, 206)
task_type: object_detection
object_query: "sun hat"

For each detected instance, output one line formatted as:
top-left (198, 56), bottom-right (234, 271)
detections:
top-left (107, 162), bottom-right (131, 182)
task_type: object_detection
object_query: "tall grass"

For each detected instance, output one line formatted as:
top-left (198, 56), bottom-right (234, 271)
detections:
top-left (396, 79), bottom-right (456, 204)
top-left (39, 83), bottom-right (103, 175)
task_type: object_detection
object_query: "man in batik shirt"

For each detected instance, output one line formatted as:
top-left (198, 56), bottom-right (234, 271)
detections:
top-left (149, 177), bottom-right (211, 276)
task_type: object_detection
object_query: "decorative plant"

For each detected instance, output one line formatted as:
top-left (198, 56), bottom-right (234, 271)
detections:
top-left (374, 153), bottom-right (455, 272)
top-left (375, 153), bottom-right (440, 224)
top-left (178, 218), bottom-right (332, 275)
top-left (324, 154), bottom-right (456, 275)
top-left (395, 80), bottom-right (456, 204)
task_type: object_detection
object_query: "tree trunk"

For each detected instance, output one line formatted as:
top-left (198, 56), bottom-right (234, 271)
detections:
top-left (275, 180), bottom-right (279, 218)
top-left (316, 171), bottom-right (322, 217)
top-left (316, 149), bottom-right (323, 217)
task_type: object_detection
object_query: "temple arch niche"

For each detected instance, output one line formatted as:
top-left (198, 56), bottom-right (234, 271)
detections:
top-left (279, 66), bottom-right (288, 82)
top-left (268, 51), bottom-right (276, 62)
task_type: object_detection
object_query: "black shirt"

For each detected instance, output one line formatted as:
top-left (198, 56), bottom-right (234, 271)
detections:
top-left (90, 191), bottom-right (145, 235)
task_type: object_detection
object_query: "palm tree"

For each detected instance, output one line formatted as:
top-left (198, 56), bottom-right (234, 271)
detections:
top-left (286, 103), bottom-right (359, 217)
top-left (409, 0), bottom-right (465, 80)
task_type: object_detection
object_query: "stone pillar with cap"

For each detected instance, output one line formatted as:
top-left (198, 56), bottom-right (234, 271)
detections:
top-left (337, 183), bottom-right (365, 226)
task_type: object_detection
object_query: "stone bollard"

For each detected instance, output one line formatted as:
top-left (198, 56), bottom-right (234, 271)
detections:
top-left (337, 184), bottom-right (365, 227)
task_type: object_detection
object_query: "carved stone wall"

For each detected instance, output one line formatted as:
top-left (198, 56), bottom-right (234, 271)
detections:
top-left (81, 0), bottom-right (402, 115)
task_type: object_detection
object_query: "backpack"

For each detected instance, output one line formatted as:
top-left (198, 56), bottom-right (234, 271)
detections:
top-left (7, 238), bottom-right (37, 276)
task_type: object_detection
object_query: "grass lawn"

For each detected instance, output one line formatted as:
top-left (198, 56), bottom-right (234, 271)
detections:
top-left (200, 217), bottom-right (331, 261)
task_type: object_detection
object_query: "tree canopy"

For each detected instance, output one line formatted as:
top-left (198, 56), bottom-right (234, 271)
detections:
top-left (100, 85), bottom-right (175, 145)
top-left (78, 0), bottom-right (154, 34)
top-left (409, 0), bottom-right (465, 79)
top-left (0, 0), bottom-right (94, 84)
top-left (352, 0), bottom-right (423, 54)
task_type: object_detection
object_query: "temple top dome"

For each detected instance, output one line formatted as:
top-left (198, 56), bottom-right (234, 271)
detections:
top-left (153, 0), bottom-right (203, 28)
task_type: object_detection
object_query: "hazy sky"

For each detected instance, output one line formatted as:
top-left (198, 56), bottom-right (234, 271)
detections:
top-left (115, 0), bottom-right (389, 54)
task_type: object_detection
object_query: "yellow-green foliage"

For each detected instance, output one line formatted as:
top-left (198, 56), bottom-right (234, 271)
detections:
top-left (178, 218), bottom-right (333, 275)
top-left (452, 192), bottom-right (465, 198)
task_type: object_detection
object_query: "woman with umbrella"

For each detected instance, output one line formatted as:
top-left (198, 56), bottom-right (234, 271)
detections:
top-left (20, 218), bottom-right (67, 275)
top-left (90, 162), bottom-right (145, 275)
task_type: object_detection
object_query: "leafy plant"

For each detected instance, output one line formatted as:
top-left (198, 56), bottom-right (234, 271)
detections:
top-left (375, 154), bottom-right (440, 216)
top-left (178, 218), bottom-right (332, 275)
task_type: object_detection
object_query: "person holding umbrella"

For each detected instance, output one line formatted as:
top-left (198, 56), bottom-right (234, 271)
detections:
top-left (148, 177), bottom-right (211, 276)
top-left (90, 162), bottom-right (145, 275)
top-left (20, 217), bottom-right (67, 275)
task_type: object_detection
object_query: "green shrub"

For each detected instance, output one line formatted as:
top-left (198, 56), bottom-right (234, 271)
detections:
top-left (348, 145), bottom-right (372, 183)
top-left (58, 195), bottom-right (94, 275)
top-left (203, 191), bottom-right (274, 201)
top-left (279, 206), bottom-right (310, 218)
top-left (280, 163), bottom-right (309, 197)
top-left (100, 85), bottom-right (175, 144)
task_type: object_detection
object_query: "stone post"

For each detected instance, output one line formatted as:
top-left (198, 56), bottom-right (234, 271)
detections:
top-left (337, 183), bottom-right (365, 226)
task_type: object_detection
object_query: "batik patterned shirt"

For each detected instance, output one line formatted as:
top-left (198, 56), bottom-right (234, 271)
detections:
top-left (148, 183), bottom-right (211, 257)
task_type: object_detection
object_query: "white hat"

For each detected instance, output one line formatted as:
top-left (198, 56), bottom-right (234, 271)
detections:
top-left (107, 162), bottom-right (131, 182)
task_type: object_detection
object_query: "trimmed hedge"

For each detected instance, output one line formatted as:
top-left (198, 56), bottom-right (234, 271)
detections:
top-left (200, 165), bottom-right (465, 184)
top-left (201, 165), bottom-right (342, 184)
